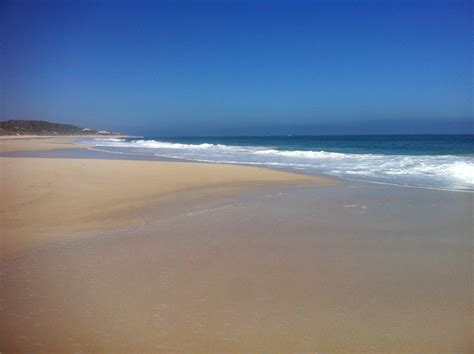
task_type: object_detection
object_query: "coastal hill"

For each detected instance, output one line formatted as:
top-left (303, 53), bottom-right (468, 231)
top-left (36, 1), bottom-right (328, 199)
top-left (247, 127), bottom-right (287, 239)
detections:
top-left (0, 120), bottom-right (118, 136)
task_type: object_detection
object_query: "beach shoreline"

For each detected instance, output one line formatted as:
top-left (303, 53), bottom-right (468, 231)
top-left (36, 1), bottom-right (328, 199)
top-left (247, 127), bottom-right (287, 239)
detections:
top-left (1, 136), bottom-right (472, 352)
top-left (0, 136), bottom-right (332, 257)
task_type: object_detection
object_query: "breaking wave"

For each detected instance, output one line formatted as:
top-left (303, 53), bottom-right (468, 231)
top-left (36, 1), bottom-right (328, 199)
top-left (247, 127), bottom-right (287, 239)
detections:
top-left (80, 137), bottom-right (474, 191)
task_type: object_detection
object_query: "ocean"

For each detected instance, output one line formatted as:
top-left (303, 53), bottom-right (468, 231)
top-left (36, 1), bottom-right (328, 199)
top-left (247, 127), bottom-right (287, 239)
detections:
top-left (78, 135), bottom-right (474, 192)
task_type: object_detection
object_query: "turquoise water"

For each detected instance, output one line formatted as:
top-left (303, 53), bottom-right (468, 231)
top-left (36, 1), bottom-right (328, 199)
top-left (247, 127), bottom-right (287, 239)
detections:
top-left (134, 135), bottom-right (474, 155)
top-left (80, 135), bottom-right (474, 191)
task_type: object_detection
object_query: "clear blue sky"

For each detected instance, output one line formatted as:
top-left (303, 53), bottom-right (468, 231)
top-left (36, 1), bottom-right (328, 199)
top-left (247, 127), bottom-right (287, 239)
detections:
top-left (1, 0), bottom-right (472, 135)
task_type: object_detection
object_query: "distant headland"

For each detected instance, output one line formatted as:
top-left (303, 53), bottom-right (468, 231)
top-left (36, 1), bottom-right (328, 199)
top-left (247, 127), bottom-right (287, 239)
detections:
top-left (0, 120), bottom-right (120, 136)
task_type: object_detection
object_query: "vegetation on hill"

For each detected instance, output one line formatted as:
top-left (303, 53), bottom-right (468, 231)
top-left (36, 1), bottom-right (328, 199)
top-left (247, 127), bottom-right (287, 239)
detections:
top-left (0, 120), bottom-right (117, 136)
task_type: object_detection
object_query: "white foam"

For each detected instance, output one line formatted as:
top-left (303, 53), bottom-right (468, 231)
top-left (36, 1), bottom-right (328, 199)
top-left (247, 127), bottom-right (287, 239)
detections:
top-left (254, 149), bottom-right (351, 159)
top-left (79, 138), bottom-right (474, 191)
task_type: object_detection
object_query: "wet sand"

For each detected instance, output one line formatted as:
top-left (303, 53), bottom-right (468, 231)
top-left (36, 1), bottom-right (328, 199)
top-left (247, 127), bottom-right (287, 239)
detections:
top-left (0, 138), bottom-right (472, 352)
top-left (1, 183), bottom-right (472, 352)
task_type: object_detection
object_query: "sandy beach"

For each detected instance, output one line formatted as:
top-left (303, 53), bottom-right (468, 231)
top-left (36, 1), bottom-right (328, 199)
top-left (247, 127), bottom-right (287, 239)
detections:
top-left (1, 137), bottom-right (328, 257)
top-left (0, 135), bottom-right (90, 152)
top-left (3, 0), bottom-right (472, 350)
top-left (0, 137), bottom-right (472, 352)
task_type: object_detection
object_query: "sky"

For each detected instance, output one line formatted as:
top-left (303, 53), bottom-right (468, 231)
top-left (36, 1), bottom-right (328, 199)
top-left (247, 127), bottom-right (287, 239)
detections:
top-left (1, 0), bottom-right (472, 136)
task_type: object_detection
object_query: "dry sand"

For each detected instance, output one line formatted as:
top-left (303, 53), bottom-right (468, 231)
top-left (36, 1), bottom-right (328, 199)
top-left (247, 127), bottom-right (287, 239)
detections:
top-left (0, 135), bottom-right (87, 152)
top-left (1, 155), bottom-right (329, 257)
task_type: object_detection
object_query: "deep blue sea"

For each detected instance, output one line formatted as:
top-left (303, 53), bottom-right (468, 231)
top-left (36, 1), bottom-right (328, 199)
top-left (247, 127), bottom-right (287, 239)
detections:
top-left (79, 135), bottom-right (474, 191)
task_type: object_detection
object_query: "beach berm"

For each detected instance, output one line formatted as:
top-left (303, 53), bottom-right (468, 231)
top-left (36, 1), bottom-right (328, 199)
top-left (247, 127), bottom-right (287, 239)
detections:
top-left (0, 137), bottom-right (331, 257)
